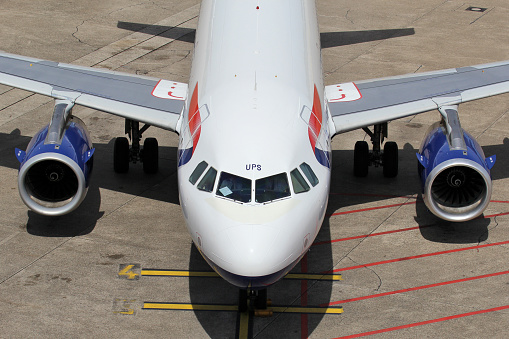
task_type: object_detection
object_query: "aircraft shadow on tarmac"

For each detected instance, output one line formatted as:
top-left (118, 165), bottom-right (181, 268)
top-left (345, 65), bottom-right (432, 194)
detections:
top-left (117, 21), bottom-right (415, 49)
top-left (187, 211), bottom-right (335, 338)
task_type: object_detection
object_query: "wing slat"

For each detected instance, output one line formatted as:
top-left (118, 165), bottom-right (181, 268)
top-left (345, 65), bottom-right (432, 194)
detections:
top-left (0, 52), bottom-right (187, 132)
top-left (327, 61), bottom-right (509, 135)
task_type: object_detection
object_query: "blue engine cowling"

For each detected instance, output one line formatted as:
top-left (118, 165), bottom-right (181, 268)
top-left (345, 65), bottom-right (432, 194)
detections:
top-left (417, 121), bottom-right (495, 222)
top-left (15, 115), bottom-right (94, 216)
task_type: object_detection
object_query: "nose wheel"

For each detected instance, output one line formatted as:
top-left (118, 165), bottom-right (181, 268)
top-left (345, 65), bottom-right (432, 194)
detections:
top-left (113, 119), bottom-right (158, 174)
top-left (238, 288), bottom-right (272, 316)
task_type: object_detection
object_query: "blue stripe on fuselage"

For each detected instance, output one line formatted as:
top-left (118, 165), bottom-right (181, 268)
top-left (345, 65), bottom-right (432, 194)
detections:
top-left (315, 147), bottom-right (331, 168)
top-left (178, 147), bottom-right (193, 167)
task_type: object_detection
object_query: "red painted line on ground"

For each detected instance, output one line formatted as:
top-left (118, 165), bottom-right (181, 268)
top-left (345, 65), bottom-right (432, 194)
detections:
top-left (326, 240), bottom-right (509, 273)
top-left (316, 211), bottom-right (509, 247)
top-left (301, 254), bottom-right (308, 339)
top-left (328, 201), bottom-right (418, 217)
top-left (329, 192), bottom-right (419, 200)
top-left (329, 192), bottom-right (509, 205)
top-left (313, 225), bottom-right (431, 246)
top-left (324, 270), bottom-right (509, 306)
top-left (333, 305), bottom-right (509, 339)
top-left (485, 211), bottom-right (509, 218)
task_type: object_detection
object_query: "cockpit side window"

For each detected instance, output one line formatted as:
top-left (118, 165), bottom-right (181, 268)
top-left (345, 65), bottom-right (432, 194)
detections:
top-left (255, 173), bottom-right (291, 203)
top-left (197, 167), bottom-right (217, 192)
top-left (290, 169), bottom-right (310, 194)
top-left (189, 161), bottom-right (208, 185)
top-left (300, 162), bottom-right (319, 187)
top-left (216, 172), bottom-right (252, 203)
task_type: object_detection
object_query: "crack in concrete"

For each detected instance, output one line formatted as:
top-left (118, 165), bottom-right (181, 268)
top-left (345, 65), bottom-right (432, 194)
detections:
top-left (477, 214), bottom-right (500, 246)
top-left (475, 108), bottom-right (509, 140)
top-left (326, 196), bottom-right (415, 290)
top-left (345, 9), bottom-right (355, 25)
top-left (71, 20), bottom-right (93, 47)
top-left (346, 255), bottom-right (383, 291)
top-left (324, 0), bottom-right (451, 80)
top-left (71, 1), bottom-right (155, 47)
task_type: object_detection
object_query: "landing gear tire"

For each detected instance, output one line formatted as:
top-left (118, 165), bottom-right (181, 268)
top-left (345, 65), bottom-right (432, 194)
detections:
top-left (254, 289), bottom-right (267, 310)
top-left (354, 141), bottom-right (369, 177)
top-left (113, 137), bottom-right (129, 173)
top-left (142, 137), bottom-right (159, 174)
top-left (239, 289), bottom-right (248, 312)
top-left (383, 141), bottom-right (398, 178)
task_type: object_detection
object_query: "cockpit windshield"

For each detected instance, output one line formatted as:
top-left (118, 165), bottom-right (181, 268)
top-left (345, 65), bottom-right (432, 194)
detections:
top-left (197, 167), bottom-right (217, 192)
top-left (216, 172), bottom-right (252, 203)
top-left (255, 173), bottom-right (291, 203)
top-left (299, 162), bottom-right (319, 186)
top-left (190, 161), bottom-right (319, 204)
top-left (290, 169), bottom-right (310, 193)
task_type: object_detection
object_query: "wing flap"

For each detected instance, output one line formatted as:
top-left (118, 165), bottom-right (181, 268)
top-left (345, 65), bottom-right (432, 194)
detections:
top-left (0, 52), bottom-right (187, 132)
top-left (327, 61), bottom-right (509, 135)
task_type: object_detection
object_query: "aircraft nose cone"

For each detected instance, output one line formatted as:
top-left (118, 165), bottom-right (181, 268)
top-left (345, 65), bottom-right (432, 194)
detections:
top-left (223, 224), bottom-right (282, 277)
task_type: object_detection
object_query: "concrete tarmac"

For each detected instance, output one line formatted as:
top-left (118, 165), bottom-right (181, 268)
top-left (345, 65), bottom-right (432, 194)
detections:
top-left (0, 1), bottom-right (508, 338)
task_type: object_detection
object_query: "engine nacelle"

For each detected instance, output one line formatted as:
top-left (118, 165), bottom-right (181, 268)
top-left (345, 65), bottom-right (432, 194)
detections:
top-left (15, 100), bottom-right (94, 216)
top-left (417, 107), bottom-right (495, 222)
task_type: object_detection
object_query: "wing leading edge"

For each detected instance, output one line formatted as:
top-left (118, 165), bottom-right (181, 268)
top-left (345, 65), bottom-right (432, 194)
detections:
top-left (0, 52), bottom-right (187, 133)
top-left (327, 61), bottom-right (509, 135)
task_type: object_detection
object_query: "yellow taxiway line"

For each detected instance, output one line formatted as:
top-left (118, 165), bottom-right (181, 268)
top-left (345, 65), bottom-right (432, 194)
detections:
top-left (143, 302), bottom-right (343, 314)
top-left (141, 269), bottom-right (342, 281)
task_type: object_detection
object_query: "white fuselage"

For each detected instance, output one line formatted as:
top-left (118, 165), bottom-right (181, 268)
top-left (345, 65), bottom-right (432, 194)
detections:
top-left (177, 0), bottom-right (331, 288)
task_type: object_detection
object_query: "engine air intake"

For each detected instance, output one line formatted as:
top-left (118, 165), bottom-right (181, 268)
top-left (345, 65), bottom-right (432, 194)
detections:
top-left (431, 166), bottom-right (485, 208)
top-left (25, 159), bottom-right (79, 202)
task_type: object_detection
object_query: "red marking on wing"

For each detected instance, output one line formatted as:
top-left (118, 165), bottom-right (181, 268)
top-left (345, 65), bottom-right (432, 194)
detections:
top-left (167, 91), bottom-right (184, 99)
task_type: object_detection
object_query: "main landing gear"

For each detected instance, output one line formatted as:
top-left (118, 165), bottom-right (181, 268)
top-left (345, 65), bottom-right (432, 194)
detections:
top-left (354, 122), bottom-right (398, 178)
top-left (113, 119), bottom-right (159, 174)
top-left (239, 288), bottom-right (272, 316)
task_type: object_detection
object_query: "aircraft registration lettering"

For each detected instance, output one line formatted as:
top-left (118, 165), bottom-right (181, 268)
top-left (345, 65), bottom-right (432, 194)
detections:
top-left (326, 82), bottom-right (362, 102)
top-left (151, 80), bottom-right (187, 100)
top-left (246, 164), bottom-right (262, 171)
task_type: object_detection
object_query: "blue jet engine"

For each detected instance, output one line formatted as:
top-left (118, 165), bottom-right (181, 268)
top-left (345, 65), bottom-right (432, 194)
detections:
top-left (15, 100), bottom-right (94, 216)
top-left (417, 106), bottom-right (495, 222)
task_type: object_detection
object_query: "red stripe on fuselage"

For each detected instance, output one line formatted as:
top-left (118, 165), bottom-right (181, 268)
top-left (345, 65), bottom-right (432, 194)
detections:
top-left (189, 83), bottom-right (201, 154)
top-left (308, 85), bottom-right (322, 150)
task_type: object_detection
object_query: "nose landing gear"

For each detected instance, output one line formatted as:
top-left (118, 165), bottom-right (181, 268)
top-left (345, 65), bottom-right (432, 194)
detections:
top-left (239, 288), bottom-right (272, 316)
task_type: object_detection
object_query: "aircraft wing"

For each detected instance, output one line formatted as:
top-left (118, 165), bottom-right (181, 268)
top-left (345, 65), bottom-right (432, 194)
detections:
top-left (327, 61), bottom-right (509, 135)
top-left (0, 52), bottom-right (187, 133)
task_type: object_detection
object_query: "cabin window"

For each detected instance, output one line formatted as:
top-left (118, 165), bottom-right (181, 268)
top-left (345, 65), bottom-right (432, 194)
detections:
top-left (290, 169), bottom-right (310, 194)
top-left (189, 161), bottom-right (208, 185)
top-left (216, 172), bottom-right (252, 203)
top-left (197, 167), bottom-right (217, 192)
top-left (300, 162), bottom-right (319, 186)
top-left (255, 173), bottom-right (291, 203)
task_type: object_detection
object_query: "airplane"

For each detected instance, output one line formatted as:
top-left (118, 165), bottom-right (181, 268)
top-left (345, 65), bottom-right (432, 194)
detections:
top-left (0, 0), bottom-right (508, 312)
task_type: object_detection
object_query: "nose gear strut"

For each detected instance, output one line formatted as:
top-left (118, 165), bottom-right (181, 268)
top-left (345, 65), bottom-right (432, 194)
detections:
top-left (238, 288), bottom-right (272, 317)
